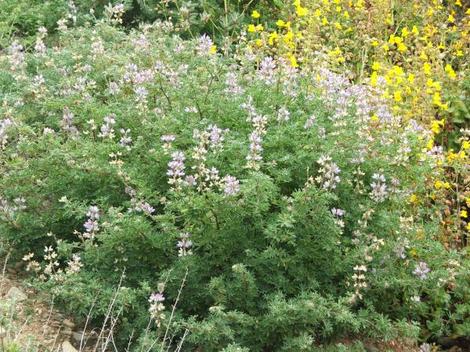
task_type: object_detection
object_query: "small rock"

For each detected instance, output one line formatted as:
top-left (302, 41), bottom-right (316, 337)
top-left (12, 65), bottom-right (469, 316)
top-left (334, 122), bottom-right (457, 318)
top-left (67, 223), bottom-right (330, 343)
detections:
top-left (7, 286), bottom-right (27, 302)
top-left (63, 319), bottom-right (75, 329)
top-left (448, 348), bottom-right (462, 352)
top-left (72, 331), bottom-right (84, 343)
top-left (62, 340), bottom-right (78, 352)
top-left (363, 343), bottom-right (380, 352)
top-left (0, 327), bottom-right (13, 346)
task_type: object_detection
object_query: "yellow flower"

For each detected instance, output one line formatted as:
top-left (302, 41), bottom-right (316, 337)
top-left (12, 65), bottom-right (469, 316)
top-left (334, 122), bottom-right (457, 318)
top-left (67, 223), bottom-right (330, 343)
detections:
top-left (288, 54), bottom-right (299, 68)
top-left (248, 24), bottom-right (256, 33)
top-left (370, 71), bottom-right (378, 86)
top-left (284, 30), bottom-right (294, 43)
top-left (412, 25), bottom-right (419, 35)
top-left (251, 10), bottom-right (261, 19)
top-left (462, 140), bottom-right (470, 150)
top-left (394, 90), bottom-right (403, 102)
top-left (209, 45), bottom-right (217, 54)
top-left (276, 19), bottom-right (286, 27)
top-left (372, 62), bottom-right (381, 71)
top-left (460, 210), bottom-right (468, 218)
top-left (423, 62), bottom-right (432, 75)
top-left (371, 40), bottom-right (379, 47)
top-left (268, 32), bottom-right (278, 45)
top-left (445, 64), bottom-right (457, 79)
top-left (296, 5), bottom-right (309, 17)
top-left (431, 119), bottom-right (445, 134)
top-left (255, 39), bottom-right (263, 46)
top-left (432, 92), bottom-right (447, 109)
top-left (401, 27), bottom-right (410, 38)
top-left (397, 43), bottom-right (407, 52)
top-left (409, 194), bottom-right (419, 204)
top-left (448, 14), bottom-right (455, 23)
top-left (426, 138), bottom-right (434, 150)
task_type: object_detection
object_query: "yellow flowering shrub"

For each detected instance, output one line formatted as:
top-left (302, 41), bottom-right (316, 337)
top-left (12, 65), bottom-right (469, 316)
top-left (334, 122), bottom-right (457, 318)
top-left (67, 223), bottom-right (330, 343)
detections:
top-left (247, 0), bottom-right (469, 126)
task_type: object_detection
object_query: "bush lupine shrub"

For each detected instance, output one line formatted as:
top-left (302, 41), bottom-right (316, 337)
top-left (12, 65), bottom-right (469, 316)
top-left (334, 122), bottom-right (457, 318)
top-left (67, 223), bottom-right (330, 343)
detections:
top-left (0, 19), bottom-right (469, 350)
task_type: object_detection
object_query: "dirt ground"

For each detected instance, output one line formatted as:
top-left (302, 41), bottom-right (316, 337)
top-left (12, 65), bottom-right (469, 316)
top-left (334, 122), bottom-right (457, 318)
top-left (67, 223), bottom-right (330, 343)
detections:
top-left (0, 270), bottom-right (76, 352)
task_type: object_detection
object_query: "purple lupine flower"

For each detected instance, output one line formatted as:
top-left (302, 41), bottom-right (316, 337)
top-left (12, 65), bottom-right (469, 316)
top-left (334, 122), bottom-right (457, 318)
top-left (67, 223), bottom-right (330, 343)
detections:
top-left (83, 206), bottom-right (100, 237)
top-left (370, 173), bottom-right (388, 202)
top-left (167, 151), bottom-right (186, 189)
top-left (248, 132), bottom-right (263, 160)
top-left (184, 175), bottom-right (197, 187)
top-left (161, 134), bottom-right (176, 152)
top-left (196, 34), bottom-right (214, 55)
top-left (98, 114), bottom-right (116, 139)
top-left (138, 202), bottom-right (155, 215)
top-left (177, 232), bottom-right (193, 257)
top-left (134, 86), bottom-right (148, 103)
top-left (83, 219), bottom-right (99, 233)
top-left (61, 107), bottom-right (78, 136)
top-left (277, 107), bottom-right (290, 122)
top-left (161, 135), bottom-right (176, 143)
top-left (258, 57), bottom-right (276, 85)
top-left (316, 155), bottom-right (341, 190)
top-left (304, 115), bottom-right (316, 129)
top-left (419, 344), bottom-right (431, 352)
top-left (225, 71), bottom-right (244, 95)
top-left (86, 206), bottom-right (100, 220)
top-left (222, 175), bottom-right (240, 196)
top-left (108, 81), bottom-right (120, 95)
top-left (119, 129), bottom-right (132, 148)
top-left (8, 41), bottom-right (25, 70)
top-left (413, 261), bottom-right (430, 280)
top-left (167, 151), bottom-right (186, 178)
top-left (34, 38), bottom-right (46, 54)
top-left (207, 124), bottom-right (226, 149)
top-left (0, 118), bottom-right (13, 148)
top-left (196, 34), bottom-right (214, 56)
top-left (149, 292), bottom-right (165, 303)
top-left (132, 34), bottom-right (150, 51)
top-left (331, 208), bottom-right (345, 217)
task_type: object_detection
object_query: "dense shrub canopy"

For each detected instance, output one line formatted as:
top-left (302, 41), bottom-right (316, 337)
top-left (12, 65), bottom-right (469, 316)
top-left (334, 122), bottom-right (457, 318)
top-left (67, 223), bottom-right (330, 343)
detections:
top-left (0, 13), bottom-right (469, 352)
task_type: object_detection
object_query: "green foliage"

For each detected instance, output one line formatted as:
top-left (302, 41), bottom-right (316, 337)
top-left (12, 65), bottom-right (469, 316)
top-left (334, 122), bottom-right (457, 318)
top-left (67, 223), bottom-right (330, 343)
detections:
top-left (0, 0), bottom-right (280, 49)
top-left (0, 17), bottom-right (468, 351)
top-left (0, 0), bottom-right (67, 47)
